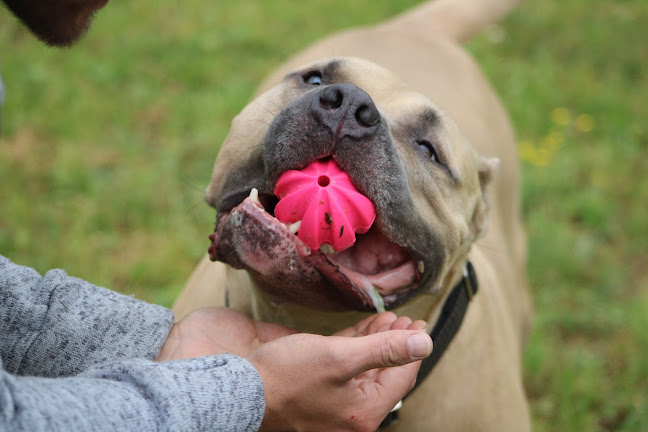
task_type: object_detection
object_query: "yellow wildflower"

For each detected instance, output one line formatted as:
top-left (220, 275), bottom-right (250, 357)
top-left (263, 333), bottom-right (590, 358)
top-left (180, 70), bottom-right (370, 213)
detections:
top-left (551, 107), bottom-right (571, 126)
top-left (543, 131), bottom-right (564, 150)
top-left (575, 114), bottom-right (594, 133)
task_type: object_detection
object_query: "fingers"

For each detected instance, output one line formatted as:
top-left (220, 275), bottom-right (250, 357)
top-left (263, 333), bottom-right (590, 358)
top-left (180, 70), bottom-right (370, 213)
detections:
top-left (389, 316), bottom-right (413, 330)
top-left (334, 312), bottom-right (397, 337)
top-left (336, 330), bottom-right (432, 380)
top-left (333, 313), bottom-right (428, 337)
top-left (408, 319), bottom-right (428, 331)
top-left (364, 312), bottom-right (401, 334)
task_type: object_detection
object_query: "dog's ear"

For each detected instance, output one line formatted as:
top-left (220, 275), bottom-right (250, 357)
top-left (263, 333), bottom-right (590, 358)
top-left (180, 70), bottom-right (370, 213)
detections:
top-left (471, 155), bottom-right (500, 239)
top-left (478, 156), bottom-right (499, 189)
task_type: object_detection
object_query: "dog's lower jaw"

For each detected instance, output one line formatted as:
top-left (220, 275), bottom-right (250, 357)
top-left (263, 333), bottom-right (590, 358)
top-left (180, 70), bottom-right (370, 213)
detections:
top-left (243, 255), bottom-right (471, 335)
top-left (247, 287), bottom-right (380, 335)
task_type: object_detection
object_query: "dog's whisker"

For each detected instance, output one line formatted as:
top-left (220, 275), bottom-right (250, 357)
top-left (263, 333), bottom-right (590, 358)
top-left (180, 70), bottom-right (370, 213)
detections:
top-left (180, 179), bottom-right (206, 194)
top-left (259, 101), bottom-right (282, 118)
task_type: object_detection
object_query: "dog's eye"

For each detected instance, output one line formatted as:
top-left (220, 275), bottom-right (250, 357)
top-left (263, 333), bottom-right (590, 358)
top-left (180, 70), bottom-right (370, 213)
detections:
top-left (417, 140), bottom-right (438, 162)
top-left (304, 72), bottom-right (323, 86)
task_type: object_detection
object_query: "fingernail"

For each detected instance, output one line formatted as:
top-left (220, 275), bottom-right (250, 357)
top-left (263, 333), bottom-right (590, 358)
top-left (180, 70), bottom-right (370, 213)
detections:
top-left (408, 333), bottom-right (432, 359)
top-left (415, 320), bottom-right (428, 331)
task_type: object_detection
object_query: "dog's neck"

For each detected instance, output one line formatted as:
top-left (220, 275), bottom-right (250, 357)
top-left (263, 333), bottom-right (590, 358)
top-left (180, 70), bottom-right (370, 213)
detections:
top-left (246, 255), bottom-right (471, 334)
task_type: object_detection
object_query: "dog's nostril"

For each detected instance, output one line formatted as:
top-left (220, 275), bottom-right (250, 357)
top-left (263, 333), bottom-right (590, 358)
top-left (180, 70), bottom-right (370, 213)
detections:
top-left (355, 104), bottom-right (380, 127)
top-left (319, 87), bottom-right (343, 110)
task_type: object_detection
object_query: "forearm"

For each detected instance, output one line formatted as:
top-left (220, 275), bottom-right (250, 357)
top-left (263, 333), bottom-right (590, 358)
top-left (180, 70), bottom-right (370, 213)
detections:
top-left (1, 355), bottom-right (265, 431)
top-left (0, 256), bottom-right (173, 377)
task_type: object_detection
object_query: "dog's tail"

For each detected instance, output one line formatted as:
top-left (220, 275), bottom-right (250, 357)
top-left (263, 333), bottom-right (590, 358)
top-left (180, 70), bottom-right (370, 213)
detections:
top-left (382, 0), bottom-right (521, 43)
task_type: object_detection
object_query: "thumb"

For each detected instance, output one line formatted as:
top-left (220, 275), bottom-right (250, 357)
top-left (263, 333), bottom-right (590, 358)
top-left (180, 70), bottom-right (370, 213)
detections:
top-left (336, 330), bottom-right (432, 379)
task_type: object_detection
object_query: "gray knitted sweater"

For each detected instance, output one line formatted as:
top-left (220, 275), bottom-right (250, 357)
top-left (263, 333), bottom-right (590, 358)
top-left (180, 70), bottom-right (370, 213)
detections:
top-left (0, 256), bottom-right (265, 431)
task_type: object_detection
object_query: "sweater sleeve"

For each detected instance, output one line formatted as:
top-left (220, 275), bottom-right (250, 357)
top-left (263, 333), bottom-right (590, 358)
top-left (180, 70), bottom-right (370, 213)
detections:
top-left (0, 256), bottom-right (174, 377)
top-left (0, 354), bottom-right (265, 431)
top-left (0, 256), bottom-right (266, 430)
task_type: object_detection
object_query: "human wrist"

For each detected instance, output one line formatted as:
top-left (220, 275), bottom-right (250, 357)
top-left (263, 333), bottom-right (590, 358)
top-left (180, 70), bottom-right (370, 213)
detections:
top-left (156, 322), bottom-right (181, 361)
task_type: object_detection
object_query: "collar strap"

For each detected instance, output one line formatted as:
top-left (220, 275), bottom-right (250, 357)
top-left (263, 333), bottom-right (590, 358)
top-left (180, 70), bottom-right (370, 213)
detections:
top-left (380, 261), bottom-right (478, 429)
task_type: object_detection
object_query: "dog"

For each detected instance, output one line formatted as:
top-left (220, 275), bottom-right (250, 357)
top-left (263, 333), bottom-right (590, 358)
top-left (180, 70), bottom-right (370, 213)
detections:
top-left (173, 0), bottom-right (533, 429)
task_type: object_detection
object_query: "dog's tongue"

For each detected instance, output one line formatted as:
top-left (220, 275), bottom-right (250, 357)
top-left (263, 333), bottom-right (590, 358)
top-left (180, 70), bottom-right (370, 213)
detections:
top-left (274, 159), bottom-right (376, 252)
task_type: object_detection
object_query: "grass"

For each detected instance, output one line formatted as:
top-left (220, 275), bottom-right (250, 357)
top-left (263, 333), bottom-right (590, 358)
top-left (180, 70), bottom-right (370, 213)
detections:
top-left (1, 0), bottom-right (646, 430)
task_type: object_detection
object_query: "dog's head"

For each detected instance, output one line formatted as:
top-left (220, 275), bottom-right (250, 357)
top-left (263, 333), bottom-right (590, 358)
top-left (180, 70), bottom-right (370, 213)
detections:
top-left (206, 57), bottom-right (498, 312)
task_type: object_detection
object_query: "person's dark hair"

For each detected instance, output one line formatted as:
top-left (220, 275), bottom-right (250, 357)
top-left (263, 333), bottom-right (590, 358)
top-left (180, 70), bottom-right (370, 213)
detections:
top-left (1, 0), bottom-right (104, 46)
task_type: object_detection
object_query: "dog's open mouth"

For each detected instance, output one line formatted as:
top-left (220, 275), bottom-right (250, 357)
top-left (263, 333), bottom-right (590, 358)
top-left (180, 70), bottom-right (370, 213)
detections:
top-left (208, 189), bottom-right (424, 312)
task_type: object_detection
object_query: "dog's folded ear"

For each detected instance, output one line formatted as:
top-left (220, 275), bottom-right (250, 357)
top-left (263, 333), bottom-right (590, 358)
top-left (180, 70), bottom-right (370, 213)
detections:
top-left (478, 156), bottom-right (500, 189)
top-left (471, 155), bottom-right (500, 239)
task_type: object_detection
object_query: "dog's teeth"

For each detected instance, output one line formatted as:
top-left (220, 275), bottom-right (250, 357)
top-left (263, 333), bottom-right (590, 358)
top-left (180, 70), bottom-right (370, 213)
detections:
top-left (418, 261), bottom-right (425, 273)
top-left (288, 220), bottom-right (302, 234)
top-left (319, 244), bottom-right (335, 255)
top-left (249, 188), bottom-right (261, 205)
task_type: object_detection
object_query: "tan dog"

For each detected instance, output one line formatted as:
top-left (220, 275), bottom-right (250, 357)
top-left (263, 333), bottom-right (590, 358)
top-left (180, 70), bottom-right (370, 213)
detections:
top-left (174, 0), bottom-right (533, 429)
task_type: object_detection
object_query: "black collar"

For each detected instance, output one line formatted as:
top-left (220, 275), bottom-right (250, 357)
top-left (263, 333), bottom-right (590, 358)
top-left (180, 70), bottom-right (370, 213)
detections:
top-left (380, 261), bottom-right (478, 429)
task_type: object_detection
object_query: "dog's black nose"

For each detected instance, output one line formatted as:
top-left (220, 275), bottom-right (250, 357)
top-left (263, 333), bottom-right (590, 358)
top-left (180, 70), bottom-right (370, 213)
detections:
top-left (314, 83), bottom-right (381, 136)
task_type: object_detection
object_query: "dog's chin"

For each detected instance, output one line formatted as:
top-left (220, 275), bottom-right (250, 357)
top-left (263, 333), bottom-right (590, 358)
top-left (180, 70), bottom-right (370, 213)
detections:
top-left (209, 192), bottom-right (432, 312)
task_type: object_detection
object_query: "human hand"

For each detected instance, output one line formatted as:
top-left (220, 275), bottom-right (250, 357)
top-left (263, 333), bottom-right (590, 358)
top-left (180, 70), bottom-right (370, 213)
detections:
top-left (157, 307), bottom-right (427, 361)
top-left (157, 308), bottom-right (432, 431)
top-left (156, 307), bottom-right (297, 361)
top-left (248, 324), bottom-right (432, 431)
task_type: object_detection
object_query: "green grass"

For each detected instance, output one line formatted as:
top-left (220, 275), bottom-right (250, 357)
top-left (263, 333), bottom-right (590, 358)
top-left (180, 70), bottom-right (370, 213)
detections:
top-left (1, 1), bottom-right (646, 430)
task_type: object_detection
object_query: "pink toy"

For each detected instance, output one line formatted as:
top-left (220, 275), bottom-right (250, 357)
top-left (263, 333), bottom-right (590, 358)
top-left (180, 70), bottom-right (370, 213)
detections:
top-left (274, 159), bottom-right (376, 252)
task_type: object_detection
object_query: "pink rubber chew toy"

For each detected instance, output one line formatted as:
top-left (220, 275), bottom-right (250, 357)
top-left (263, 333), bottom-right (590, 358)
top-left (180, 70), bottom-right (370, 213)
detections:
top-left (274, 159), bottom-right (376, 252)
